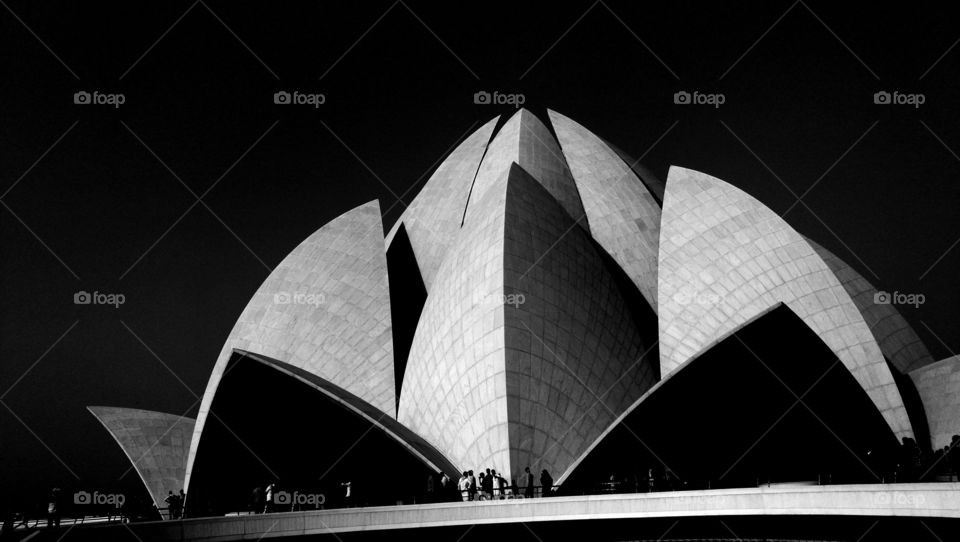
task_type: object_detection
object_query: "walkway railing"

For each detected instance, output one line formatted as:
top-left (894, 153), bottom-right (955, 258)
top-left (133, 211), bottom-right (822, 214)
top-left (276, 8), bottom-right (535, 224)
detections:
top-left (7, 507), bottom-right (168, 532)
top-left (10, 470), bottom-right (959, 528)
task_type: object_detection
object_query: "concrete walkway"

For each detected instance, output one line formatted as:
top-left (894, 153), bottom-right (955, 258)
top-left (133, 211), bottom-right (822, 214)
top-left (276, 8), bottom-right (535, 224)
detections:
top-left (45, 483), bottom-right (960, 541)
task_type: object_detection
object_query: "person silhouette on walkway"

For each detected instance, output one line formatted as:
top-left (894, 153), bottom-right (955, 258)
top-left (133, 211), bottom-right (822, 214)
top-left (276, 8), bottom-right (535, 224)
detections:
top-left (524, 467), bottom-right (534, 498)
top-left (540, 470), bottom-right (553, 497)
top-left (483, 469), bottom-right (494, 500)
top-left (493, 470), bottom-right (505, 499)
top-left (426, 473), bottom-right (435, 503)
top-left (164, 491), bottom-right (176, 519)
top-left (263, 483), bottom-right (276, 513)
top-left (458, 471), bottom-right (470, 501)
top-left (439, 472), bottom-right (451, 502)
top-left (46, 488), bottom-right (61, 529)
top-left (950, 435), bottom-right (960, 480)
top-left (251, 486), bottom-right (263, 514)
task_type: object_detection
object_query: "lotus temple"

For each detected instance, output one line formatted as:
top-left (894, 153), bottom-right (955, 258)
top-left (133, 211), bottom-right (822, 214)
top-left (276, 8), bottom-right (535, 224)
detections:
top-left (81, 109), bottom-right (959, 535)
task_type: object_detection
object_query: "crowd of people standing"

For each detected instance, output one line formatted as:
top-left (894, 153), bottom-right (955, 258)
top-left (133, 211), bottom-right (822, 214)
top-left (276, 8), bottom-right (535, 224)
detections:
top-left (163, 489), bottom-right (186, 519)
top-left (893, 435), bottom-right (960, 482)
top-left (435, 467), bottom-right (555, 502)
top-left (13, 435), bottom-right (956, 532)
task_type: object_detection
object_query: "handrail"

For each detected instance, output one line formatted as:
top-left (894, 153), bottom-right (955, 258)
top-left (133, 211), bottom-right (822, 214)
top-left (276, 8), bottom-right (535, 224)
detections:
top-left (12, 472), bottom-right (959, 527)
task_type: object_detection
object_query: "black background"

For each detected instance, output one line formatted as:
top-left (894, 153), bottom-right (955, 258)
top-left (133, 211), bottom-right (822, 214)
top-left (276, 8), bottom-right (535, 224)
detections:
top-left (1, 0), bottom-right (958, 513)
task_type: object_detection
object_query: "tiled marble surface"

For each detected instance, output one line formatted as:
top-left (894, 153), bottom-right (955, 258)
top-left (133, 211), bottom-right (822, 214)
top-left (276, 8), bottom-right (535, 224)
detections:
top-left (548, 109), bottom-right (661, 310)
top-left (809, 238), bottom-right (933, 374)
top-left (400, 163), bottom-right (656, 482)
top-left (466, 109), bottom-right (587, 231)
top-left (910, 356), bottom-right (960, 449)
top-left (385, 116), bottom-right (499, 291)
top-left (186, 201), bottom-right (395, 491)
top-left (657, 167), bottom-right (913, 440)
top-left (88, 406), bottom-right (194, 509)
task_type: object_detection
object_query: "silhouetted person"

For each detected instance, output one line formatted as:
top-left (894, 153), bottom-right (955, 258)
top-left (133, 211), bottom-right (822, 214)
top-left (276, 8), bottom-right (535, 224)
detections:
top-left (897, 437), bottom-right (921, 482)
top-left (524, 467), bottom-right (534, 498)
top-left (449, 473), bottom-right (459, 501)
top-left (46, 488), bottom-right (61, 529)
top-left (164, 491), bottom-right (176, 519)
top-left (950, 435), bottom-right (960, 480)
top-left (458, 471), bottom-right (470, 501)
top-left (647, 468), bottom-right (655, 493)
top-left (440, 472), bottom-right (452, 502)
top-left (341, 481), bottom-right (353, 508)
top-left (468, 470), bottom-right (477, 501)
top-left (540, 470), bottom-right (553, 497)
top-left (929, 447), bottom-right (945, 479)
top-left (426, 473), bottom-right (436, 503)
top-left (173, 493), bottom-right (181, 519)
top-left (178, 490), bottom-right (186, 518)
top-left (489, 469), bottom-right (497, 498)
top-left (264, 483), bottom-right (276, 513)
top-left (172, 491), bottom-right (183, 519)
top-left (493, 470), bottom-right (505, 499)
top-left (251, 486), bottom-right (263, 514)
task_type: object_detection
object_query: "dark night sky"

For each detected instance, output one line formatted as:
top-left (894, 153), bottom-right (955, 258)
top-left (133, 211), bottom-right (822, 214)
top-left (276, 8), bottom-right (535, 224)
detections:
top-left (1, 1), bottom-right (958, 512)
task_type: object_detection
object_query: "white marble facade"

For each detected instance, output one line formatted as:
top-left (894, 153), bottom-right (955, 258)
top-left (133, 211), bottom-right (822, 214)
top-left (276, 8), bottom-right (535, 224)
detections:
top-left (89, 109), bottom-right (950, 503)
top-left (88, 407), bottom-right (195, 509)
top-left (657, 166), bottom-right (913, 440)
